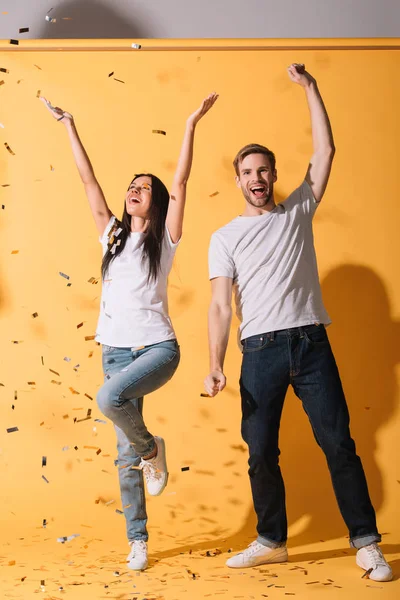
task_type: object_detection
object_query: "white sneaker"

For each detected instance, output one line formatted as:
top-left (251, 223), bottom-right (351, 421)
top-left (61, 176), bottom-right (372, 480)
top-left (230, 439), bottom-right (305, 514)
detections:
top-left (126, 540), bottom-right (148, 570)
top-left (139, 436), bottom-right (168, 496)
top-left (226, 540), bottom-right (288, 568)
top-left (356, 543), bottom-right (392, 582)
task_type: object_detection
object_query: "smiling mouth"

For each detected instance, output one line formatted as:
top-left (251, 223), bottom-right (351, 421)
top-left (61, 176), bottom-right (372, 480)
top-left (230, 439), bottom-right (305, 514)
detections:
top-left (128, 197), bottom-right (140, 204)
top-left (249, 185), bottom-right (267, 198)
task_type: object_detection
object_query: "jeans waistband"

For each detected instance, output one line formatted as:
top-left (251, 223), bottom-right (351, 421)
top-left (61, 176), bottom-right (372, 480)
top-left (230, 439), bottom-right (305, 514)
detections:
top-left (245, 322), bottom-right (323, 342)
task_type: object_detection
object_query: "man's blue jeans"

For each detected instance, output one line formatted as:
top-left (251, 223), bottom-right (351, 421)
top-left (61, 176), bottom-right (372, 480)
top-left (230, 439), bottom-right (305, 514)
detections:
top-left (240, 324), bottom-right (380, 550)
top-left (97, 339), bottom-right (180, 542)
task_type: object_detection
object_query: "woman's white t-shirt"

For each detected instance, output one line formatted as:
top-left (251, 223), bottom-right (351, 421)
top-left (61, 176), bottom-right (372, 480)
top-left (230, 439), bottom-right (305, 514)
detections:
top-left (95, 216), bottom-right (179, 348)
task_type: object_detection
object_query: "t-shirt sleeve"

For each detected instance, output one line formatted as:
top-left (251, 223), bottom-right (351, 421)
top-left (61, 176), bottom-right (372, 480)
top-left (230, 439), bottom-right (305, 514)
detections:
top-left (282, 180), bottom-right (319, 219)
top-left (164, 225), bottom-right (181, 249)
top-left (99, 215), bottom-right (116, 253)
top-left (208, 232), bottom-right (235, 280)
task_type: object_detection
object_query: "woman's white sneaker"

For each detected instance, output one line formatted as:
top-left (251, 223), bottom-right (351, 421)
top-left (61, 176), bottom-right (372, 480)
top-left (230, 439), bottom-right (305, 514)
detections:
top-left (126, 540), bottom-right (148, 570)
top-left (226, 541), bottom-right (288, 568)
top-left (139, 436), bottom-right (168, 496)
top-left (356, 543), bottom-right (392, 582)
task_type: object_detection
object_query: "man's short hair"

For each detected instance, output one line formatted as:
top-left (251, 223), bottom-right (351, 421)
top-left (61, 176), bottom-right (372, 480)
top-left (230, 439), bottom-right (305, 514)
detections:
top-left (233, 144), bottom-right (276, 176)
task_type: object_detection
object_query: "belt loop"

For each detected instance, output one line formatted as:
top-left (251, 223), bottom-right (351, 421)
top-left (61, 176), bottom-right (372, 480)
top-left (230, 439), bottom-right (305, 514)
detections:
top-left (267, 331), bottom-right (275, 342)
top-left (298, 326), bottom-right (304, 339)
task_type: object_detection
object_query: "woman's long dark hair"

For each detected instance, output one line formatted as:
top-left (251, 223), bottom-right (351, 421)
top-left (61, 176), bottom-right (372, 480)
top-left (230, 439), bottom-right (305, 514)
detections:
top-left (101, 173), bottom-right (170, 284)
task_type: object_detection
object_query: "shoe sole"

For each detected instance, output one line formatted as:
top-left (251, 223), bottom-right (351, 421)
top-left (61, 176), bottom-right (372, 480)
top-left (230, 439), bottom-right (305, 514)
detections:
top-left (226, 548), bottom-right (288, 568)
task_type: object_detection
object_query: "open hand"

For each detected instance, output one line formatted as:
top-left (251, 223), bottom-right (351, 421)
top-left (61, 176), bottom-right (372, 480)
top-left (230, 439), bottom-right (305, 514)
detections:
top-left (187, 92), bottom-right (219, 127)
top-left (287, 63), bottom-right (316, 88)
top-left (40, 97), bottom-right (73, 123)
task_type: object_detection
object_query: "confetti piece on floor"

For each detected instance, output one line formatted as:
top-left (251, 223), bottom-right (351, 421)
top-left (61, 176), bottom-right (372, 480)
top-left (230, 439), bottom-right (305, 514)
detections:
top-left (57, 533), bottom-right (80, 543)
top-left (4, 143), bottom-right (15, 155)
top-left (209, 191), bottom-right (219, 197)
top-left (19, 27), bottom-right (29, 33)
top-left (131, 43), bottom-right (142, 49)
top-left (152, 129), bottom-right (166, 135)
top-left (59, 271), bottom-right (70, 279)
top-left (9, 39), bottom-right (19, 45)
top-left (362, 568), bottom-right (373, 579)
top-left (7, 427), bottom-right (19, 433)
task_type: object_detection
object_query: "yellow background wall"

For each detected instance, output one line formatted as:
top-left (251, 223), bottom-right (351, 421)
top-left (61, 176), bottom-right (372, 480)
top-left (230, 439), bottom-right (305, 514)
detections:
top-left (0, 40), bottom-right (399, 563)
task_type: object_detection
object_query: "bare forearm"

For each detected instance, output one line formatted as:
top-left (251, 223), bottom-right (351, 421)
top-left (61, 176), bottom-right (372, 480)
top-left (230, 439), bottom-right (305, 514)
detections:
top-left (208, 304), bottom-right (232, 371)
top-left (65, 120), bottom-right (96, 184)
top-left (305, 81), bottom-right (335, 155)
top-left (173, 121), bottom-right (195, 186)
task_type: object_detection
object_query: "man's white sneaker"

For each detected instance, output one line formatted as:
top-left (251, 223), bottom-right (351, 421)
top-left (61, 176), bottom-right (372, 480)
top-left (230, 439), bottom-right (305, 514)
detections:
top-left (356, 543), bottom-right (392, 582)
top-left (139, 436), bottom-right (168, 496)
top-left (226, 541), bottom-right (288, 568)
top-left (126, 540), bottom-right (148, 570)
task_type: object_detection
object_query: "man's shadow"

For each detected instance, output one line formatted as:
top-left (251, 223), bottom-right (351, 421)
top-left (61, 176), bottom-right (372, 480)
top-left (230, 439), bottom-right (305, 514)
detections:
top-left (279, 264), bottom-right (400, 546)
top-left (37, 0), bottom-right (154, 39)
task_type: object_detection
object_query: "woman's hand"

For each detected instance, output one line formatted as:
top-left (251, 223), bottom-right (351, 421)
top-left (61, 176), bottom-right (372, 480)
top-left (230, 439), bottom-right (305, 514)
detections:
top-left (40, 97), bottom-right (73, 124)
top-left (187, 92), bottom-right (219, 127)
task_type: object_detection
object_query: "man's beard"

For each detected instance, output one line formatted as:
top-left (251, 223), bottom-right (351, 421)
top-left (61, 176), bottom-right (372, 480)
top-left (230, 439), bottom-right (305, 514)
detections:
top-left (243, 184), bottom-right (274, 208)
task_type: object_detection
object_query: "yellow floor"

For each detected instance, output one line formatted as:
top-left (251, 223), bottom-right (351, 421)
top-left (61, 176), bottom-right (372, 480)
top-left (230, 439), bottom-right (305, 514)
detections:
top-left (1, 529), bottom-right (398, 599)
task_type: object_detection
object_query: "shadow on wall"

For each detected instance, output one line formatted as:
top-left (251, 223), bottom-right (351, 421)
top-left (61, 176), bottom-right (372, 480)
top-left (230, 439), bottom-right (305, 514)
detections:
top-left (38, 0), bottom-right (154, 39)
top-left (281, 264), bottom-right (400, 546)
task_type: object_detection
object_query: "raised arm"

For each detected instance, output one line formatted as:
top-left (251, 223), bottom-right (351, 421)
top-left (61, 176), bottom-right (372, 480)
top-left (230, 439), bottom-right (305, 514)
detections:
top-left (40, 98), bottom-right (112, 235)
top-left (288, 63), bottom-right (335, 203)
top-left (167, 93), bottom-right (218, 243)
top-left (203, 276), bottom-right (233, 397)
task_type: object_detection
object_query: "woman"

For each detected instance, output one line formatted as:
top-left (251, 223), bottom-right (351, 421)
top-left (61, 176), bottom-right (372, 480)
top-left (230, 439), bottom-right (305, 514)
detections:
top-left (41, 92), bottom-right (218, 570)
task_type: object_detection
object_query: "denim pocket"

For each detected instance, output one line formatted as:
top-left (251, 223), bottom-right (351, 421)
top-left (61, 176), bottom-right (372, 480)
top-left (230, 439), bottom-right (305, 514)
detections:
top-left (102, 344), bottom-right (116, 354)
top-left (303, 324), bottom-right (329, 346)
top-left (242, 334), bottom-right (272, 354)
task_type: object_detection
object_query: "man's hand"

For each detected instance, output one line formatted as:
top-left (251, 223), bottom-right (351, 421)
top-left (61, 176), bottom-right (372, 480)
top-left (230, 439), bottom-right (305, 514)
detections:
top-left (287, 63), bottom-right (316, 88)
top-left (204, 370), bottom-right (227, 398)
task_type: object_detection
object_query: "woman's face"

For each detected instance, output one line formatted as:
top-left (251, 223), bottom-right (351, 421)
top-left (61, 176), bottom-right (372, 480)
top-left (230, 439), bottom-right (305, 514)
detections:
top-left (125, 175), bottom-right (152, 218)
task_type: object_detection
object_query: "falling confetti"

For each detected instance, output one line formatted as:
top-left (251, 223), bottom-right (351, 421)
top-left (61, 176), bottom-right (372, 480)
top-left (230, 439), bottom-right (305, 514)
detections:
top-left (7, 427), bottom-right (19, 433)
top-left (152, 129), bottom-right (167, 135)
top-left (209, 191), bottom-right (219, 197)
top-left (32, 312), bottom-right (38, 318)
top-left (4, 143), bottom-right (15, 155)
top-left (181, 466), bottom-right (190, 472)
top-left (131, 43), bottom-right (142, 49)
top-left (59, 271), bottom-right (70, 280)
top-left (19, 27), bottom-right (29, 33)
top-left (0, 68), bottom-right (9, 73)
top-left (113, 78), bottom-right (125, 84)
top-left (9, 39), bottom-right (19, 45)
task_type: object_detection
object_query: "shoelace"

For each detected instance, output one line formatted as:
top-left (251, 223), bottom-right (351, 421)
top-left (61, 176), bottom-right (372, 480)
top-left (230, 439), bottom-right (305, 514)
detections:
top-left (141, 459), bottom-right (162, 481)
top-left (128, 540), bottom-right (147, 560)
top-left (243, 541), bottom-right (263, 557)
top-left (365, 544), bottom-right (387, 568)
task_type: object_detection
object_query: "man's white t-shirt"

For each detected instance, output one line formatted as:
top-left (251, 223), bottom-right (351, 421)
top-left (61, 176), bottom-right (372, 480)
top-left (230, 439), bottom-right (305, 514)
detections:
top-left (208, 180), bottom-right (331, 344)
top-left (95, 216), bottom-right (179, 348)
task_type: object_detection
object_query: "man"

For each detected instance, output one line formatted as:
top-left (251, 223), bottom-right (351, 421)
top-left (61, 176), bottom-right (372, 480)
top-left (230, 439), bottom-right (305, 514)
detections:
top-left (204, 64), bottom-right (392, 582)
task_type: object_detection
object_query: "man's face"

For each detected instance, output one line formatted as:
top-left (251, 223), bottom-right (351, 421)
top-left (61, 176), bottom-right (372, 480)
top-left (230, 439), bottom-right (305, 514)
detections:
top-left (236, 153), bottom-right (277, 208)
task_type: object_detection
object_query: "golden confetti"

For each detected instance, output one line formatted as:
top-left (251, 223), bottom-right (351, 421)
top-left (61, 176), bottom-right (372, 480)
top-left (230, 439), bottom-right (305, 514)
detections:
top-left (51, 380), bottom-right (61, 385)
top-left (69, 387), bottom-right (80, 394)
top-left (85, 335), bottom-right (95, 341)
top-left (0, 81), bottom-right (5, 86)
top-left (209, 191), bottom-right (219, 197)
top-left (4, 143), bottom-right (15, 155)
top-left (11, 250), bottom-right (19, 254)
top-left (36, 89), bottom-right (41, 98)
top-left (152, 129), bottom-right (166, 135)
top-left (34, 64), bottom-right (42, 70)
